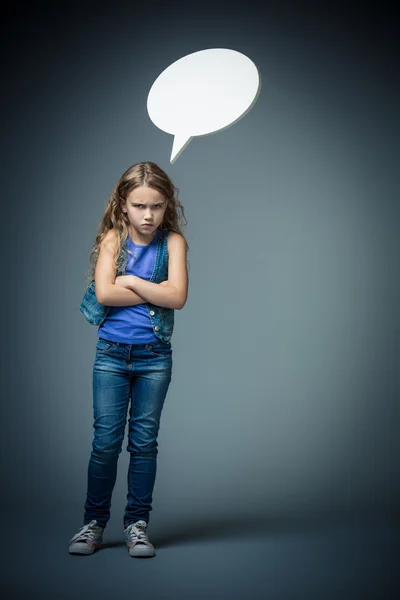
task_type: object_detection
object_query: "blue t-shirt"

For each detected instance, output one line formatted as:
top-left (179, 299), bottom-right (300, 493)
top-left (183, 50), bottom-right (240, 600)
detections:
top-left (97, 229), bottom-right (161, 344)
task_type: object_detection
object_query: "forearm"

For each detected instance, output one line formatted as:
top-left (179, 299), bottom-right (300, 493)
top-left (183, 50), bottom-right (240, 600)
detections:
top-left (97, 284), bottom-right (146, 307)
top-left (127, 276), bottom-right (182, 309)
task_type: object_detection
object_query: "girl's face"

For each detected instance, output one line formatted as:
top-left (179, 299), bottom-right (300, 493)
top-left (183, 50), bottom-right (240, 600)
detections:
top-left (122, 186), bottom-right (167, 237)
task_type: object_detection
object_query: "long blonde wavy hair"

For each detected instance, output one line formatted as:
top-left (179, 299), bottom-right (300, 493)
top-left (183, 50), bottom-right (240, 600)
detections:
top-left (83, 161), bottom-right (189, 289)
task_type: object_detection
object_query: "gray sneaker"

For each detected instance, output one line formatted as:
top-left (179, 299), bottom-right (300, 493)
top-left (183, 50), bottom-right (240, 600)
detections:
top-left (69, 520), bottom-right (104, 555)
top-left (124, 520), bottom-right (155, 557)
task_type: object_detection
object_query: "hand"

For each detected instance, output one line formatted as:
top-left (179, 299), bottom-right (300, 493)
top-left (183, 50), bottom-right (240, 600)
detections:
top-left (115, 275), bottom-right (135, 288)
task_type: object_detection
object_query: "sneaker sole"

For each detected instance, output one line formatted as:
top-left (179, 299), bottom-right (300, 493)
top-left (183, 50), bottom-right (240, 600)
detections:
top-left (69, 542), bottom-right (100, 555)
top-left (128, 546), bottom-right (156, 558)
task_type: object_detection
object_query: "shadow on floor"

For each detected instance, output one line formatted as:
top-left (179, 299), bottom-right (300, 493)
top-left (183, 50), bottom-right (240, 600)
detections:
top-left (99, 507), bottom-right (388, 550)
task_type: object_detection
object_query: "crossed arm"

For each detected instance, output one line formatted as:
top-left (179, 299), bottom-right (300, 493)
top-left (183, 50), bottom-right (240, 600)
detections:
top-left (96, 230), bottom-right (188, 310)
top-left (113, 275), bottom-right (184, 310)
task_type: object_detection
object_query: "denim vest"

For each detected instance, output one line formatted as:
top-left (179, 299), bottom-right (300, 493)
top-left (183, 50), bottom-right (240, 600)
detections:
top-left (79, 228), bottom-right (174, 344)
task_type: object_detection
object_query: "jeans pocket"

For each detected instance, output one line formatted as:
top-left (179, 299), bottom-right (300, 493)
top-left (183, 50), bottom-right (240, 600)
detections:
top-left (147, 343), bottom-right (172, 358)
top-left (96, 338), bottom-right (117, 353)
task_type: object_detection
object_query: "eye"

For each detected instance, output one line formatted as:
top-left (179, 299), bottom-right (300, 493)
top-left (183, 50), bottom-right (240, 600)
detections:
top-left (132, 203), bottom-right (163, 209)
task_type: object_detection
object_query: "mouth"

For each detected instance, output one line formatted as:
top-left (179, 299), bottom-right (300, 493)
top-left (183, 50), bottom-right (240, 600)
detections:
top-left (142, 224), bottom-right (154, 227)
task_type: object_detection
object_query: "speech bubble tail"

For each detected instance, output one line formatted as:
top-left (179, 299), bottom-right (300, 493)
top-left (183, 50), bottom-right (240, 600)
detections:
top-left (170, 134), bottom-right (192, 163)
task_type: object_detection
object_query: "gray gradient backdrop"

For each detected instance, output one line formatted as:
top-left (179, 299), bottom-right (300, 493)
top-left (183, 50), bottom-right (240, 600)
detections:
top-left (1, 1), bottom-right (398, 599)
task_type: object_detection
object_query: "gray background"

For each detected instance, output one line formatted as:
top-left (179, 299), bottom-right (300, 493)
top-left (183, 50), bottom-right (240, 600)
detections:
top-left (1, 1), bottom-right (398, 599)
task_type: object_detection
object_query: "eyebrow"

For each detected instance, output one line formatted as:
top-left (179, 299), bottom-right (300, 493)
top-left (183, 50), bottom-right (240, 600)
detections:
top-left (131, 201), bottom-right (164, 205)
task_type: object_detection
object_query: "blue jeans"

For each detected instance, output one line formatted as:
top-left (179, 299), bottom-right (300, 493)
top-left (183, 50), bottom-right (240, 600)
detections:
top-left (83, 338), bottom-right (172, 529)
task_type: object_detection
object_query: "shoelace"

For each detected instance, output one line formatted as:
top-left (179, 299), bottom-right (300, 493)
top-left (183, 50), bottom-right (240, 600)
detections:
top-left (125, 521), bottom-right (152, 547)
top-left (69, 521), bottom-right (103, 544)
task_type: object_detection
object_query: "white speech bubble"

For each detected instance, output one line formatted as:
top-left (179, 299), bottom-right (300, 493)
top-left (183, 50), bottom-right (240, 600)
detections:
top-left (147, 48), bottom-right (261, 163)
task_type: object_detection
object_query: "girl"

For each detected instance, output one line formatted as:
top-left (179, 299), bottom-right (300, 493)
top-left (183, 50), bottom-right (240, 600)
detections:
top-left (69, 161), bottom-right (189, 558)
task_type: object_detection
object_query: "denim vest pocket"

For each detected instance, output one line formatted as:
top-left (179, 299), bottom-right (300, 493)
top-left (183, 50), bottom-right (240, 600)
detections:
top-left (80, 280), bottom-right (110, 325)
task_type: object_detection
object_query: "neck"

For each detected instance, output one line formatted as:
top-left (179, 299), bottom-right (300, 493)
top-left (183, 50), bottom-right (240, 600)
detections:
top-left (128, 226), bottom-right (158, 246)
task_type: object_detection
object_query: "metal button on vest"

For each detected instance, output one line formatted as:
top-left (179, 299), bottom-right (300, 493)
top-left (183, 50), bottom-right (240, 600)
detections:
top-left (155, 326), bottom-right (160, 331)
top-left (149, 310), bottom-right (155, 316)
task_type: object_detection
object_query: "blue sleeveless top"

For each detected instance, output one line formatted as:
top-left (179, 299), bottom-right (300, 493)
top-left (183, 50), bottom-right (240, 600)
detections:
top-left (97, 229), bottom-right (161, 344)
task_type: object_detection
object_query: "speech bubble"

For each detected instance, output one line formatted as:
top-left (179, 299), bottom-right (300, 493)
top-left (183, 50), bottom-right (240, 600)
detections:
top-left (147, 48), bottom-right (261, 163)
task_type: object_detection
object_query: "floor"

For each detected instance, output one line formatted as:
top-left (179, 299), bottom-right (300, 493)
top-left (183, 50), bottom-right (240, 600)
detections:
top-left (2, 510), bottom-right (396, 600)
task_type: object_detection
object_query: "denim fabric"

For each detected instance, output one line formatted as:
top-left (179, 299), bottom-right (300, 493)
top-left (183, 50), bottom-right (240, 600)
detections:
top-left (83, 337), bottom-right (173, 528)
top-left (79, 228), bottom-right (174, 343)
